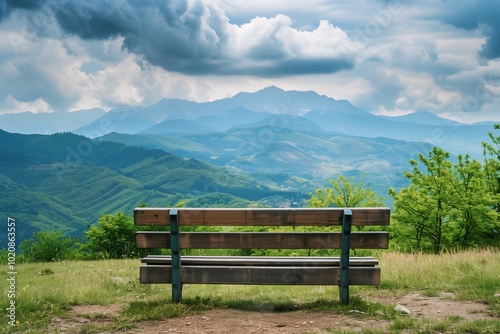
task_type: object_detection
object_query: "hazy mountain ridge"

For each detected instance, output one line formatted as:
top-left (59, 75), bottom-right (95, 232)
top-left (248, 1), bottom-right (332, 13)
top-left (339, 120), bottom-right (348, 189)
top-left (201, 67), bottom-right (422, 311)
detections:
top-left (0, 86), bottom-right (491, 159)
top-left (0, 108), bottom-right (105, 134)
top-left (85, 87), bottom-right (492, 158)
top-left (380, 111), bottom-right (461, 126)
top-left (72, 86), bottom-right (367, 136)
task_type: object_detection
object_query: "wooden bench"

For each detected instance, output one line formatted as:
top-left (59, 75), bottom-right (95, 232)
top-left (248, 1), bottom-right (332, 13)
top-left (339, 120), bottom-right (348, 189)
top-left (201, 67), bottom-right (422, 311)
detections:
top-left (134, 207), bottom-right (390, 305)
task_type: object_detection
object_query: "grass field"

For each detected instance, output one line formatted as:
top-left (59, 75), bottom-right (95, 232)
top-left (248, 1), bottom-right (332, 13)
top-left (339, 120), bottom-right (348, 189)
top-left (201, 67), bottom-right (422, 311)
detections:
top-left (1, 249), bottom-right (499, 333)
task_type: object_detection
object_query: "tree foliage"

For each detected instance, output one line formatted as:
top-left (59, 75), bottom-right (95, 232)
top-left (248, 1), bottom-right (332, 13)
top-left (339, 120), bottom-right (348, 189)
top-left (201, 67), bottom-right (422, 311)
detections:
top-left (451, 155), bottom-right (499, 248)
top-left (483, 124), bottom-right (500, 213)
top-left (389, 146), bottom-right (499, 253)
top-left (84, 212), bottom-right (137, 259)
top-left (308, 175), bottom-right (385, 208)
top-left (20, 231), bottom-right (76, 262)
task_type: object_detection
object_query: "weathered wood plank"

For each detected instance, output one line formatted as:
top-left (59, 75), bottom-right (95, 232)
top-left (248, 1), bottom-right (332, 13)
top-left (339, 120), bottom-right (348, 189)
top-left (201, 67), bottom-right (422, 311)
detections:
top-left (134, 208), bottom-right (169, 226)
top-left (141, 255), bottom-right (379, 267)
top-left (135, 232), bottom-right (389, 249)
top-left (134, 208), bottom-right (390, 226)
top-left (140, 265), bottom-right (380, 285)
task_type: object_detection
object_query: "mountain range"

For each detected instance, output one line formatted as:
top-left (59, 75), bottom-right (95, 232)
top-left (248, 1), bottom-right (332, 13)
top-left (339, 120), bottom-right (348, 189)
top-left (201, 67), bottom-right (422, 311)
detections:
top-left (0, 86), bottom-right (496, 244)
top-left (74, 87), bottom-right (496, 158)
top-left (0, 86), bottom-right (492, 158)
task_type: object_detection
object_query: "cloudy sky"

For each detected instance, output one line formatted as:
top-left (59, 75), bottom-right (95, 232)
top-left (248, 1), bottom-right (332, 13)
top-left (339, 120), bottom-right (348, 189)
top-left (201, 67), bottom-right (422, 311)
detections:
top-left (0, 0), bottom-right (499, 123)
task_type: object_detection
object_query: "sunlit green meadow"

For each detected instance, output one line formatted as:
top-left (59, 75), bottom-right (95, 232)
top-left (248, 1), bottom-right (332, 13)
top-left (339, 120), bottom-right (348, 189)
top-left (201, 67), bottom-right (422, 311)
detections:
top-left (1, 249), bottom-right (499, 333)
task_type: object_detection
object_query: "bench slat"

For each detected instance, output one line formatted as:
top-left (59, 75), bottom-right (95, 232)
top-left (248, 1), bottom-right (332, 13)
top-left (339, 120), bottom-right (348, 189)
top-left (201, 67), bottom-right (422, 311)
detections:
top-left (140, 265), bottom-right (381, 285)
top-left (134, 208), bottom-right (390, 226)
top-left (141, 255), bottom-right (379, 267)
top-left (136, 231), bottom-right (389, 249)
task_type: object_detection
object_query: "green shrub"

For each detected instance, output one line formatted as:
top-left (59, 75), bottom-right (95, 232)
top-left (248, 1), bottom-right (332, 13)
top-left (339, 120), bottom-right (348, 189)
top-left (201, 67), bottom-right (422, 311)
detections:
top-left (20, 231), bottom-right (76, 262)
top-left (84, 212), bottom-right (137, 259)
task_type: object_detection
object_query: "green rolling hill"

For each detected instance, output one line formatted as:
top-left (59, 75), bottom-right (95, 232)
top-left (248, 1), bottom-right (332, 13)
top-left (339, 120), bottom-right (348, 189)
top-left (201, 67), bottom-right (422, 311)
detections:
top-left (0, 130), bottom-right (302, 246)
top-left (101, 127), bottom-right (433, 188)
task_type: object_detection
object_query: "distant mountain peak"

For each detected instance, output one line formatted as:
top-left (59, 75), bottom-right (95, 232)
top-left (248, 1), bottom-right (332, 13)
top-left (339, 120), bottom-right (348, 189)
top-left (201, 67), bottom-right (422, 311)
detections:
top-left (260, 85), bottom-right (284, 92)
top-left (232, 85), bottom-right (285, 98)
top-left (254, 86), bottom-right (321, 97)
top-left (381, 111), bottom-right (461, 126)
top-left (235, 86), bottom-right (320, 99)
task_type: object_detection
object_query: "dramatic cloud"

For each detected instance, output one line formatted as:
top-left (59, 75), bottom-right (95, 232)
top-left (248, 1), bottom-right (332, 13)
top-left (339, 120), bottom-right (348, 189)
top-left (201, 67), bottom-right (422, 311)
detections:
top-left (441, 0), bottom-right (500, 60)
top-left (0, 0), bottom-right (41, 18)
top-left (1, 0), bottom-right (358, 76)
top-left (0, 23), bottom-right (210, 113)
top-left (0, 0), bottom-right (499, 122)
top-left (226, 17), bottom-right (357, 75)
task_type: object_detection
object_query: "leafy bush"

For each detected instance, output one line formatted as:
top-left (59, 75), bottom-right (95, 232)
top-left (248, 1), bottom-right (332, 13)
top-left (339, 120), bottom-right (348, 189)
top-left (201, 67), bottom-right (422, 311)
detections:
top-left (20, 231), bottom-right (76, 262)
top-left (83, 212), bottom-right (138, 259)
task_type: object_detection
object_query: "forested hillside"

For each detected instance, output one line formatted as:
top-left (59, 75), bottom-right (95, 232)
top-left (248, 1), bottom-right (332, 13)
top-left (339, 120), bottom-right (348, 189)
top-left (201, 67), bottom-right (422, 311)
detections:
top-left (0, 130), bottom-right (302, 245)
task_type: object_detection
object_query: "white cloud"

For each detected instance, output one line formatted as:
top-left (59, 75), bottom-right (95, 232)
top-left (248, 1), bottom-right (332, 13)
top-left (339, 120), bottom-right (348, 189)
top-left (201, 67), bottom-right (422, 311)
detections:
top-left (227, 15), bottom-right (360, 61)
top-left (0, 0), bottom-right (499, 123)
top-left (4, 94), bottom-right (51, 114)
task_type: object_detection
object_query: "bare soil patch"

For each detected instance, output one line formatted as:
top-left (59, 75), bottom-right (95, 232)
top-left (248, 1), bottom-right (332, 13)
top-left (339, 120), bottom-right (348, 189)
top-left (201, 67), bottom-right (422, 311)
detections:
top-left (367, 292), bottom-right (491, 321)
top-left (135, 309), bottom-right (388, 334)
top-left (48, 293), bottom-right (495, 333)
top-left (47, 304), bottom-right (125, 333)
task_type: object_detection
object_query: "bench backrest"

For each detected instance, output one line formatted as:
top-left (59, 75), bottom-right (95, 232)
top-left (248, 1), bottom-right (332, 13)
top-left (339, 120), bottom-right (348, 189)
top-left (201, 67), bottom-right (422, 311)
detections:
top-left (135, 207), bottom-right (390, 251)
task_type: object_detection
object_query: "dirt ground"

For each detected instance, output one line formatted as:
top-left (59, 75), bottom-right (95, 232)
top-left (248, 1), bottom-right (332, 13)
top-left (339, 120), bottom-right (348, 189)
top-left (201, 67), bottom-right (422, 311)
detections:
top-left (47, 292), bottom-right (497, 334)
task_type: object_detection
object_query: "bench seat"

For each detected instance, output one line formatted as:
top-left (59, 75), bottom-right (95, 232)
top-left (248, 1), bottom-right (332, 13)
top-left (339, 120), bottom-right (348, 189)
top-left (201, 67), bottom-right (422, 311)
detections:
top-left (139, 255), bottom-right (381, 285)
top-left (141, 255), bottom-right (379, 267)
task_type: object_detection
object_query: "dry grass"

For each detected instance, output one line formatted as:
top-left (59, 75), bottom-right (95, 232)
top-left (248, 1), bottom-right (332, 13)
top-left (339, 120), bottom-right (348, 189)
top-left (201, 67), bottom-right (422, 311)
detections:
top-left (379, 248), bottom-right (500, 301)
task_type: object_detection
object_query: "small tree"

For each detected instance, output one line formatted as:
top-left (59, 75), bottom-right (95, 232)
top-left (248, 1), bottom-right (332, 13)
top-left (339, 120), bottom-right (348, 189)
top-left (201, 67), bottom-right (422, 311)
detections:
top-left (20, 231), bottom-right (75, 262)
top-left (483, 124), bottom-right (500, 224)
top-left (309, 174), bottom-right (385, 208)
top-left (390, 146), bottom-right (500, 253)
top-left (390, 147), bottom-right (455, 253)
top-left (306, 174), bottom-right (385, 255)
top-left (84, 212), bottom-right (137, 259)
top-left (450, 154), bottom-right (499, 248)
top-left (481, 125), bottom-right (500, 247)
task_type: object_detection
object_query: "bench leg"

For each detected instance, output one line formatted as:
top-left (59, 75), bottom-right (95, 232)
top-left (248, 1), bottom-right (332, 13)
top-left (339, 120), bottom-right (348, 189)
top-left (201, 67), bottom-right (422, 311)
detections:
top-left (339, 209), bottom-right (352, 305)
top-left (170, 209), bottom-right (182, 302)
top-left (172, 283), bottom-right (182, 303)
